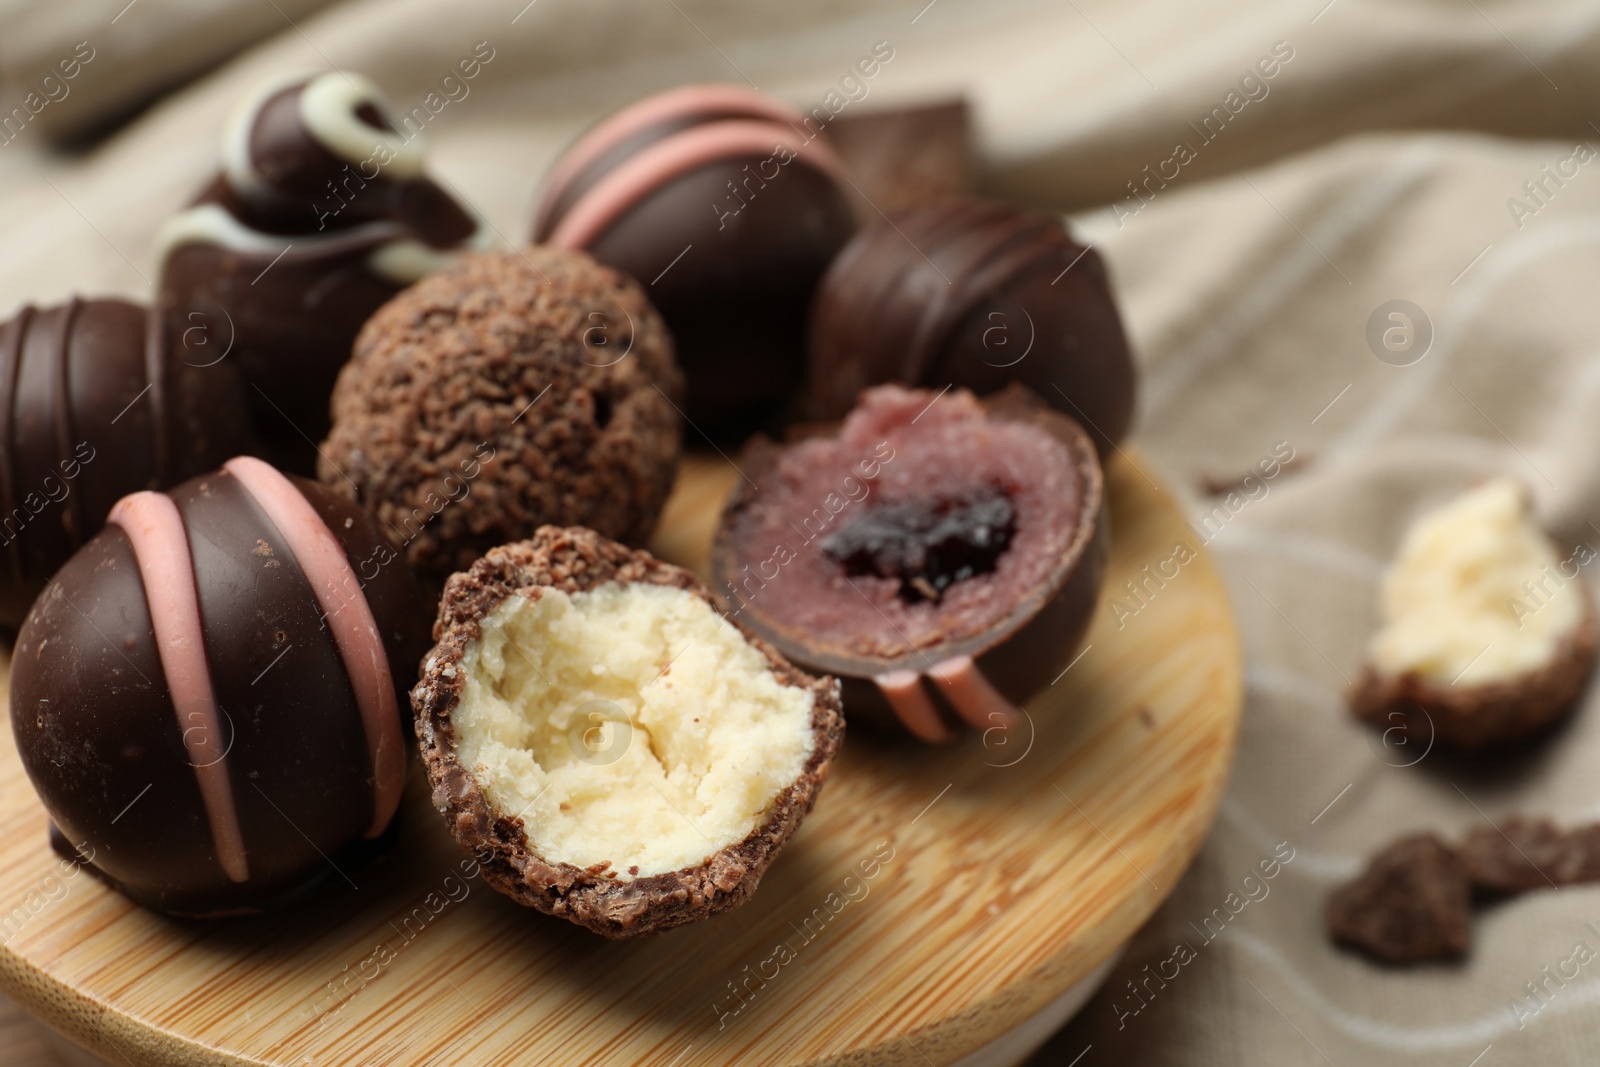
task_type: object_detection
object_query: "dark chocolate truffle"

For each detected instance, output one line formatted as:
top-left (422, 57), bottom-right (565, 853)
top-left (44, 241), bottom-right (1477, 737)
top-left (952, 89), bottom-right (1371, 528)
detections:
top-left (0, 297), bottom-right (252, 629)
top-left (807, 199), bottom-right (1136, 456)
top-left (412, 526), bottom-right (844, 938)
top-left (157, 72), bottom-right (491, 472)
top-left (318, 248), bottom-right (682, 588)
top-left (1327, 834), bottom-right (1471, 964)
top-left (10, 456), bottom-right (431, 916)
top-left (532, 84), bottom-right (857, 438)
top-left (711, 384), bottom-right (1107, 740)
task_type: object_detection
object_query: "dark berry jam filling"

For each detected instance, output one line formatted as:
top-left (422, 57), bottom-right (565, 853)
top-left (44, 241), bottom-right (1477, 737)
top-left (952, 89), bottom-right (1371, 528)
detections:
top-left (822, 486), bottom-right (1016, 603)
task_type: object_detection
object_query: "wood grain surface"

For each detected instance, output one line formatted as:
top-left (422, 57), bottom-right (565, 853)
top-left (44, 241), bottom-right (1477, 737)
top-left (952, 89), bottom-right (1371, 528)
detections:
top-left (0, 449), bottom-right (1239, 1066)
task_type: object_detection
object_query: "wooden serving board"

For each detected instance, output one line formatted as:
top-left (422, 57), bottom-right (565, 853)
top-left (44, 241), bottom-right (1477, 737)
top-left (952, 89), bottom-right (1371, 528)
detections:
top-left (0, 450), bottom-right (1239, 1067)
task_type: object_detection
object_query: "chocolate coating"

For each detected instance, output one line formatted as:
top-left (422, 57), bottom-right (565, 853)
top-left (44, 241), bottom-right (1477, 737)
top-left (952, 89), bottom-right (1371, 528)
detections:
top-left (10, 461), bottom-right (430, 916)
top-left (0, 297), bottom-right (251, 630)
top-left (157, 72), bottom-right (488, 473)
top-left (319, 248), bottom-right (682, 590)
top-left (712, 384), bottom-right (1107, 738)
top-left (533, 84), bottom-right (857, 438)
top-left (808, 199), bottom-right (1137, 456)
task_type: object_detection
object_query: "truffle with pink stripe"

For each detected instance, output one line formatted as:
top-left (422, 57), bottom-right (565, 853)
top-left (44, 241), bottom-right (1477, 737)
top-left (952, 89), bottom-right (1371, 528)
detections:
top-left (532, 83), bottom-right (858, 438)
top-left (10, 456), bottom-right (429, 916)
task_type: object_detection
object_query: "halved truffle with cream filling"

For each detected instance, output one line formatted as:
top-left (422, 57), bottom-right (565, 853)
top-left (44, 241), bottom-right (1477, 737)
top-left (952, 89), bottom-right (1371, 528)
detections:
top-left (711, 384), bottom-right (1107, 741)
top-left (1351, 478), bottom-right (1598, 749)
top-left (412, 526), bottom-right (843, 938)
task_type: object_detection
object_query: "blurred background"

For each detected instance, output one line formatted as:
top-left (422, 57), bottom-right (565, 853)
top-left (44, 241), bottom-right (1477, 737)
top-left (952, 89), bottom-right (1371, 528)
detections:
top-left (4, 0), bottom-right (1600, 1063)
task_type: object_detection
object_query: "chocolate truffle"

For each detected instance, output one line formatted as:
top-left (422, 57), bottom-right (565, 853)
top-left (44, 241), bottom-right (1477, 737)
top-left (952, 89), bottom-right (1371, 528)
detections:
top-left (157, 71), bottom-right (492, 472)
top-left (807, 199), bottom-right (1137, 456)
top-left (0, 297), bottom-right (251, 630)
top-left (10, 456), bottom-right (430, 916)
top-left (1351, 479), bottom-right (1598, 749)
top-left (319, 248), bottom-right (681, 588)
top-left (1327, 834), bottom-right (1471, 964)
top-left (412, 526), bottom-right (844, 938)
top-left (711, 384), bottom-right (1107, 740)
top-left (532, 84), bottom-right (857, 437)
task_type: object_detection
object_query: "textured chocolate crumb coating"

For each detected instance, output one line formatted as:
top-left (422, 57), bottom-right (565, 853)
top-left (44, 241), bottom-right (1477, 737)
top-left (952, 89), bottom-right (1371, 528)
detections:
top-left (319, 249), bottom-right (683, 587)
top-left (1327, 833), bottom-right (1471, 964)
top-left (1349, 592), bottom-right (1598, 750)
top-left (807, 198), bottom-right (1136, 457)
top-left (411, 526), bottom-right (844, 938)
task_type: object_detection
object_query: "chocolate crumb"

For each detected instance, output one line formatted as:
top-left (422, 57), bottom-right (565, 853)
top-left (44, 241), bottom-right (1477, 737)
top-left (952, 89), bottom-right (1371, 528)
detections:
top-left (1327, 833), bottom-right (1470, 964)
top-left (1460, 816), bottom-right (1600, 894)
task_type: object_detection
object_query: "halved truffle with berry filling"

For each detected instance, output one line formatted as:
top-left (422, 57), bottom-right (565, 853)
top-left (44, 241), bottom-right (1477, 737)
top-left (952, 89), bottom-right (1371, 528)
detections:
top-left (412, 526), bottom-right (843, 938)
top-left (711, 384), bottom-right (1107, 741)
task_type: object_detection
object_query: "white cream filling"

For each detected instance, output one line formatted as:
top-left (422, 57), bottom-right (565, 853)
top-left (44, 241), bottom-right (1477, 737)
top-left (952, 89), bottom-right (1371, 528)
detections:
top-left (452, 583), bottom-right (815, 879)
top-left (1369, 478), bottom-right (1583, 686)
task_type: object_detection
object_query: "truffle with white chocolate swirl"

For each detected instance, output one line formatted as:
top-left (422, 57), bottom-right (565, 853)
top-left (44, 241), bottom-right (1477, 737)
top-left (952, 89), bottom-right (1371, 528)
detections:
top-left (156, 72), bottom-right (493, 472)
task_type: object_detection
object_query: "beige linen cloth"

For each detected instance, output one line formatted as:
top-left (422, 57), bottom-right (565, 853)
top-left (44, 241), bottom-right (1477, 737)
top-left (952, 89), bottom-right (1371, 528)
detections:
top-left (5, 0), bottom-right (1600, 1064)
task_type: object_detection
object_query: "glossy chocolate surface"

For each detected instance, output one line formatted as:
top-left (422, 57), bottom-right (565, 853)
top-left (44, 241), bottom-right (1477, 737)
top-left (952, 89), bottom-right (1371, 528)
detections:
top-left (534, 85), bottom-right (857, 438)
top-left (10, 464), bottom-right (430, 915)
top-left (0, 297), bottom-right (251, 629)
top-left (157, 74), bottom-right (484, 472)
top-left (808, 198), bottom-right (1137, 456)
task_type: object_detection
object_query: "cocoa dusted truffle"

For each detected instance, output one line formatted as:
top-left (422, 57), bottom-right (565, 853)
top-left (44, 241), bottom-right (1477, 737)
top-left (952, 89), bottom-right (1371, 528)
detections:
top-left (412, 526), bottom-right (843, 938)
top-left (0, 297), bottom-right (252, 629)
top-left (157, 71), bottom-right (492, 471)
top-left (807, 199), bottom-right (1136, 457)
top-left (319, 248), bottom-right (682, 588)
top-left (532, 84), bottom-right (857, 437)
top-left (10, 457), bottom-right (431, 916)
top-left (1351, 478), bottom-right (1599, 749)
top-left (711, 384), bottom-right (1107, 740)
